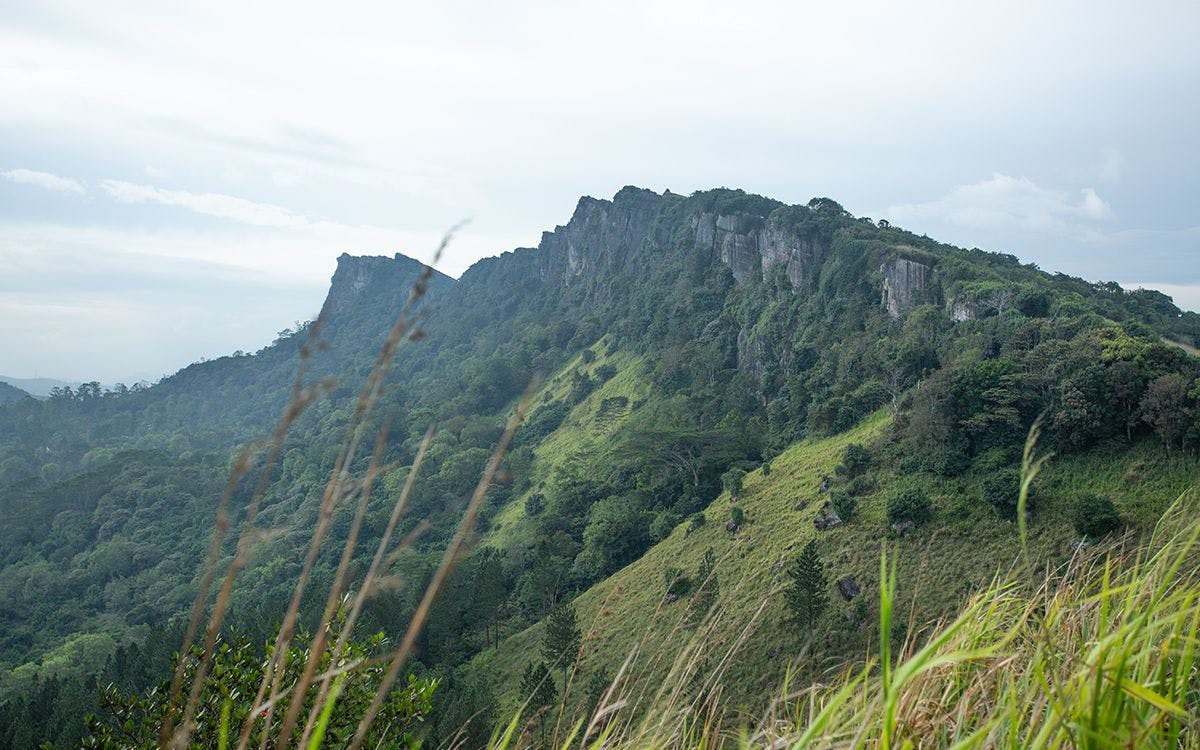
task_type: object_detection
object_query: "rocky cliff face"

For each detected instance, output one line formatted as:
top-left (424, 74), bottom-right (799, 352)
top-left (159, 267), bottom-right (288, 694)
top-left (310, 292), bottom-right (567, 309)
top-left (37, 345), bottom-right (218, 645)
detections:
top-left (880, 258), bottom-right (934, 318)
top-left (321, 252), bottom-right (453, 319)
top-left (946, 296), bottom-right (979, 321)
top-left (533, 187), bottom-right (663, 284)
top-left (692, 212), bottom-right (827, 289)
top-left (532, 187), bottom-right (830, 292)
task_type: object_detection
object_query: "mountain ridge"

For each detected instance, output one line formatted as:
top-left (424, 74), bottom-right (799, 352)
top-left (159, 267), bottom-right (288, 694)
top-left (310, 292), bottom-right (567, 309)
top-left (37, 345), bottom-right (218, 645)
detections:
top-left (2, 184), bottom-right (1200, 747)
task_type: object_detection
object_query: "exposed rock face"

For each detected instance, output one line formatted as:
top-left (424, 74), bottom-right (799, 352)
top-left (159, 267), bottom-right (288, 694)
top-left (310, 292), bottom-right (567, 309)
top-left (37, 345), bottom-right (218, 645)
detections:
top-left (322, 253), bottom-right (450, 318)
top-left (814, 508), bottom-right (843, 531)
top-left (880, 258), bottom-right (934, 318)
top-left (692, 212), bottom-right (826, 288)
top-left (534, 187), bottom-right (662, 284)
top-left (736, 328), bottom-right (768, 380)
top-left (946, 296), bottom-right (978, 322)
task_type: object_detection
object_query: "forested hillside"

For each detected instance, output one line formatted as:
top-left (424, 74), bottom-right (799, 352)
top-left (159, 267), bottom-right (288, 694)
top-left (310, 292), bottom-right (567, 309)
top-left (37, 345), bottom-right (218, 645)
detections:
top-left (1, 187), bottom-right (1198, 747)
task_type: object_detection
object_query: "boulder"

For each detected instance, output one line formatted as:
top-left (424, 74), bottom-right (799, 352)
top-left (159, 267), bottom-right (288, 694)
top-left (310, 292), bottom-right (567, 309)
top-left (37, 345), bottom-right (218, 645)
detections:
top-left (836, 576), bottom-right (861, 601)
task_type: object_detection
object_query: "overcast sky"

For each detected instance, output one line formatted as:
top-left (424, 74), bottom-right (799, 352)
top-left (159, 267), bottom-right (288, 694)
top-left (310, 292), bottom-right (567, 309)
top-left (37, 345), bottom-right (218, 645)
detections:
top-left (1, 1), bottom-right (1197, 383)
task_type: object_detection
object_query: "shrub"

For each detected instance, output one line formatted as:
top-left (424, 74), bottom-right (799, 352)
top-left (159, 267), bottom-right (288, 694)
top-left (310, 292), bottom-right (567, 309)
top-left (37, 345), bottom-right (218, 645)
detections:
top-left (980, 468), bottom-right (1021, 519)
top-left (837, 443), bottom-right (871, 477)
top-left (649, 509), bottom-right (681, 542)
top-left (846, 473), bottom-right (875, 497)
top-left (594, 363), bottom-right (618, 382)
top-left (663, 566), bottom-right (692, 598)
top-left (1073, 494), bottom-right (1123, 539)
top-left (686, 512), bottom-right (706, 534)
top-left (729, 506), bottom-right (745, 529)
top-left (887, 489), bottom-right (932, 527)
top-left (830, 490), bottom-right (856, 521)
top-left (761, 459), bottom-right (772, 476)
top-left (721, 468), bottom-right (747, 499)
top-left (524, 492), bottom-right (546, 516)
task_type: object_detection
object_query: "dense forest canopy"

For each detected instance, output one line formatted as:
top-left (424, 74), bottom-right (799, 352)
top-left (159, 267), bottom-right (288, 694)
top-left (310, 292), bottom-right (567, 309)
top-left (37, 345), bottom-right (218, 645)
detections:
top-left (1, 186), bottom-right (1198, 747)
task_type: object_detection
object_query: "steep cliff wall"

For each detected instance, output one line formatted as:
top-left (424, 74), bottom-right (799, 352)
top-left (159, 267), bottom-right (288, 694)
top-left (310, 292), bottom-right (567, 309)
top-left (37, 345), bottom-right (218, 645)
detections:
top-left (880, 258), bottom-right (934, 318)
top-left (320, 252), bottom-right (454, 322)
top-left (692, 211), bottom-right (828, 289)
top-left (533, 187), bottom-right (663, 284)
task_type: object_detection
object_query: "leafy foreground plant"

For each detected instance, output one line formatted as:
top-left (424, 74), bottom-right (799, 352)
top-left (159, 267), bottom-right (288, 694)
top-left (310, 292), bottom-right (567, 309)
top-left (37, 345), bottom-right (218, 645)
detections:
top-left (495, 492), bottom-right (1200, 750)
top-left (81, 622), bottom-right (435, 749)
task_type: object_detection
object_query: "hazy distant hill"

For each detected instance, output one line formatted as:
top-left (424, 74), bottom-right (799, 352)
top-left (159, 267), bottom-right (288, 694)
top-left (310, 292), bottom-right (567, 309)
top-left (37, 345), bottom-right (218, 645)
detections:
top-left (0, 382), bottom-right (31, 405)
top-left (0, 375), bottom-right (75, 398)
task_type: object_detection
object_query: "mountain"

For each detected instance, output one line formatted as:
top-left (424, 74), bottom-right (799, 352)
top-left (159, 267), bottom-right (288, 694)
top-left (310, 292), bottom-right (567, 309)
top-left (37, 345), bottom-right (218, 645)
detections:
top-left (0, 376), bottom-right (72, 399)
top-left (1, 187), bottom-right (1199, 747)
top-left (0, 383), bottom-right (31, 405)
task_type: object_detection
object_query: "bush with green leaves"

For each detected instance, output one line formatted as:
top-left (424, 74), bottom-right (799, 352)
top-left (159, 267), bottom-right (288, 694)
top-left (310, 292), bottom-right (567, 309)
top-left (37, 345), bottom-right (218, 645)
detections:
top-left (835, 443), bottom-right (871, 477)
top-left (686, 512), bottom-right (707, 534)
top-left (1073, 493), bottom-right (1123, 539)
top-left (845, 473), bottom-right (875, 497)
top-left (887, 488), bottom-right (932, 527)
top-left (830, 489), bottom-right (857, 521)
top-left (721, 467), bottom-right (747, 500)
top-left (663, 566), bottom-right (692, 598)
top-left (80, 628), bottom-right (435, 750)
top-left (524, 492), bottom-right (546, 516)
top-left (649, 509), bottom-right (682, 542)
top-left (980, 468), bottom-right (1021, 519)
top-left (729, 505), bottom-right (745, 529)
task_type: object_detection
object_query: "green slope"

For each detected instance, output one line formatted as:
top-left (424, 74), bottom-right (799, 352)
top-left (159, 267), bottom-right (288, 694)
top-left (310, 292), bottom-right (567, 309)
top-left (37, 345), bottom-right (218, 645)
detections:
top-left (485, 339), bottom-right (652, 549)
top-left (469, 411), bottom-right (1199, 714)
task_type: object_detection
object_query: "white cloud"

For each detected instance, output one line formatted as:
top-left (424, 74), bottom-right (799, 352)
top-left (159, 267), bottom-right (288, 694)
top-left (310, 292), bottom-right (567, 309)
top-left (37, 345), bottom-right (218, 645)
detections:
top-left (98, 179), bottom-right (309, 229)
top-left (887, 173), bottom-right (1112, 237)
top-left (2, 168), bottom-right (86, 194)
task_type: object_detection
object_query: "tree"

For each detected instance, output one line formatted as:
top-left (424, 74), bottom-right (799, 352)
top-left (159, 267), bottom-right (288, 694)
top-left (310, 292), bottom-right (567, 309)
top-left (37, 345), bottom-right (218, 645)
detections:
top-left (721, 467), bottom-right (747, 500)
top-left (887, 489), bottom-right (932, 527)
top-left (830, 489), bottom-right (856, 521)
top-left (980, 468), bottom-right (1021, 519)
top-left (518, 660), bottom-right (558, 741)
top-left (1073, 494), bottom-right (1122, 539)
top-left (541, 603), bottom-right (582, 686)
top-left (1139, 374), bottom-right (1192, 453)
top-left (728, 505), bottom-right (745, 530)
top-left (785, 540), bottom-right (828, 632)
top-left (837, 444), bottom-right (871, 477)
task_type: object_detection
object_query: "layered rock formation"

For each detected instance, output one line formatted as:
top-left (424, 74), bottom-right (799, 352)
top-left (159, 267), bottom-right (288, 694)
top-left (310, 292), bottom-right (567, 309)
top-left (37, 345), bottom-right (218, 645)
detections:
top-left (880, 258), bottom-right (934, 318)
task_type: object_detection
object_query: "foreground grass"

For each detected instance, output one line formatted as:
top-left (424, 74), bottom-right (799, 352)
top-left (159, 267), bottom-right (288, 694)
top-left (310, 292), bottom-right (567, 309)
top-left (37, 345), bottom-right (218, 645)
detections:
top-left (497, 491), bottom-right (1200, 749)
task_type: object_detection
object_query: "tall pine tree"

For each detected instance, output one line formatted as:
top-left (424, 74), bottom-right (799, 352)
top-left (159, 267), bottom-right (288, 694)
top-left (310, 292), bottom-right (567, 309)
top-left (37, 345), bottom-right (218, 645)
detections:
top-left (541, 603), bottom-right (582, 686)
top-left (785, 540), bottom-right (828, 632)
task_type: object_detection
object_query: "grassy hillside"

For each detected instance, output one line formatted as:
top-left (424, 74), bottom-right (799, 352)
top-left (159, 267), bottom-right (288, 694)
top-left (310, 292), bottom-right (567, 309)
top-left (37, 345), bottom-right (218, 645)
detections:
top-left (486, 340), bottom-right (652, 549)
top-left (470, 412), bottom-right (1200, 718)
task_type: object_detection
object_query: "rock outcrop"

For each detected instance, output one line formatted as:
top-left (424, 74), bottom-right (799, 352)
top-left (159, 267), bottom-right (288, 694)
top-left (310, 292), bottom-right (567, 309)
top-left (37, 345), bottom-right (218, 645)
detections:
top-left (946, 296), bottom-right (979, 322)
top-left (321, 253), bottom-right (451, 318)
top-left (880, 258), bottom-right (934, 318)
top-left (531, 187), bottom-right (833, 294)
top-left (533, 187), bottom-right (662, 284)
top-left (692, 211), bottom-right (827, 288)
top-left (836, 576), bottom-right (861, 600)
